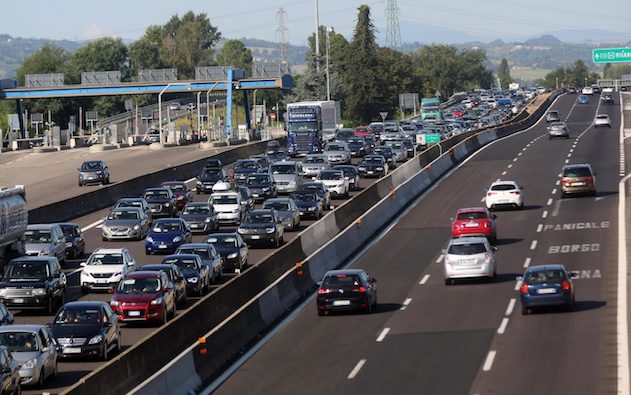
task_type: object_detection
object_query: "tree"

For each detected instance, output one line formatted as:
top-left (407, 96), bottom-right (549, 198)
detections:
top-left (604, 63), bottom-right (631, 79)
top-left (543, 59), bottom-right (599, 88)
top-left (215, 40), bottom-right (253, 76)
top-left (377, 47), bottom-right (420, 115)
top-left (497, 58), bottom-right (512, 89)
top-left (129, 25), bottom-right (165, 77)
top-left (68, 37), bottom-right (129, 83)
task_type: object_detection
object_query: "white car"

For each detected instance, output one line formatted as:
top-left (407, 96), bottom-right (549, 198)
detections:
top-left (209, 191), bottom-right (243, 224)
top-left (443, 236), bottom-right (497, 285)
top-left (80, 248), bottom-right (136, 293)
top-left (316, 169), bottom-right (349, 198)
top-left (594, 114), bottom-right (611, 128)
top-left (485, 180), bottom-right (524, 210)
top-left (582, 86), bottom-right (594, 95)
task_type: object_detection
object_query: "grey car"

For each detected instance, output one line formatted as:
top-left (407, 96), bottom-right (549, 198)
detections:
top-left (262, 198), bottom-right (301, 231)
top-left (102, 207), bottom-right (150, 241)
top-left (0, 325), bottom-right (58, 387)
top-left (385, 141), bottom-right (408, 162)
top-left (443, 236), bottom-right (497, 285)
top-left (77, 160), bottom-right (109, 186)
top-left (113, 198), bottom-right (153, 224)
top-left (302, 154), bottom-right (331, 177)
top-left (180, 202), bottom-right (218, 234)
top-left (323, 142), bottom-right (351, 165)
top-left (23, 224), bottom-right (66, 265)
top-left (548, 121), bottom-right (569, 139)
top-left (270, 161), bottom-right (304, 194)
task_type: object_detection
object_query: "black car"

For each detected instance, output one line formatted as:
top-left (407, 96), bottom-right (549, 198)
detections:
top-left (204, 233), bottom-right (249, 272)
top-left (0, 257), bottom-right (66, 315)
top-left (77, 160), bottom-right (110, 186)
top-left (373, 146), bottom-right (397, 169)
top-left (204, 159), bottom-right (223, 170)
top-left (400, 139), bottom-right (416, 158)
top-left (142, 188), bottom-right (177, 218)
top-left (233, 159), bottom-right (263, 185)
top-left (358, 155), bottom-right (388, 178)
top-left (333, 165), bottom-right (361, 191)
top-left (180, 202), bottom-right (219, 234)
top-left (290, 192), bottom-right (324, 219)
top-left (50, 301), bottom-right (121, 360)
top-left (316, 269), bottom-right (377, 315)
top-left (239, 186), bottom-right (255, 212)
top-left (363, 135), bottom-right (377, 151)
top-left (346, 137), bottom-right (370, 157)
top-left (140, 263), bottom-right (188, 306)
top-left (299, 182), bottom-right (331, 209)
top-left (0, 346), bottom-right (20, 394)
top-left (237, 209), bottom-right (284, 248)
top-left (250, 155), bottom-right (270, 172)
top-left (245, 173), bottom-right (277, 202)
top-left (602, 93), bottom-right (614, 104)
top-left (196, 168), bottom-right (230, 194)
top-left (161, 254), bottom-right (210, 296)
top-left (58, 223), bottom-right (85, 259)
top-left (266, 148), bottom-right (289, 163)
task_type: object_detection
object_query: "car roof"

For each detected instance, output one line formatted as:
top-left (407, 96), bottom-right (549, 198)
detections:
top-left (57, 222), bottom-right (79, 227)
top-left (264, 198), bottom-right (292, 203)
top-left (0, 324), bottom-right (47, 333)
top-left (456, 207), bottom-right (487, 213)
top-left (161, 181), bottom-right (186, 186)
top-left (324, 269), bottom-right (367, 277)
top-left (117, 197), bottom-right (145, 202)
top-left (490, 180), bottom-right (519, 186)
top-left (248, 208), bottom-right (275, 214)
top-left (9, 256), bottom-right (56, 263)
top-left (448, 236), bottom-right (489, 245)
top-left (141, 264), bottom-right (174, 270)
top-left (164, 253), bottom-right (199, 260)
top-left (205, 233), bottom-right (239, 238)
top-left (153, 218), bottom-right (185, 223)
top-left (27, 224), bottom-right (57, 229)
top-left (124, 271), bottom-right (162, 279)
top-left (185, 202), bottom-right (210, 207)
top-left (61, 300), bottom-right (109, 309)
top-left (91, 248), bottom-right (127, 254)
top-left (111, 206), bottom-right (143, 212)
top-left (178, 243), bottom-right (210, 249)
top-left (562, 163), bottom-right (592, 170)
top-left (526, 264), bottom-right (567, 272)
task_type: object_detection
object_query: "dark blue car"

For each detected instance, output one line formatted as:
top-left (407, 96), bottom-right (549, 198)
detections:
top-left (578, 95), bottom-right (589, 104)
top-left (175, 243), bottom-right (223, 283)
top-left (519, 264), bottom-right (575, 315)
top-left (145, 218), bottom-right (192, 254)
top-left (161, 254), bottom-right (210, 296)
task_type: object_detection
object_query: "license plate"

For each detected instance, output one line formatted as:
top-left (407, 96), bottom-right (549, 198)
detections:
top-left (95, 279), bottom-right (108, 284)
top-left (128, 311), bottom-right (141, 317)
top-left (333, 300), bottom-right (351, 306)
top-left (63, 347), bottom-right (82, 354)
top-left (190, 224), bottom-right (199, 228)
top-left (571, 182), bottom-right (585, 186)
top-left (151, 209), bottom-right (159, 212)
top-left (252, 194), bottom-right (259, 198)
top-left (158, 245), bottom-right (167, 249)
top-left (465, 223), bottom-right (478, 228)
top-left (66, 242), bottom-right (73, 248)
top-left (13, 298), bottom-right (24, 304)
top-left (537, 288), bottom-right (556, 294)
top-left (251, 235), bottom-right (260, 240)
top-left (367, 171), bottom-right (374, 174)
top-left (300, 212), bottom-right (305, 215)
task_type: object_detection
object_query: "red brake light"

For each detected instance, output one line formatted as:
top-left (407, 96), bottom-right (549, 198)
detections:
top-left (520, 284), bottom-right (529, 294)
top-left (353, 286), bottom-right (367, 293)
top-left (584, 176), bottom-right (593, 184)
top-left (510, 191), bottom-right (520, 195)
top-left (318, 288), bottom-right (331, 295)
top-left (562, 280), bottom-right (572, 291)
top-left (487, 192), bottom-right (495, 196)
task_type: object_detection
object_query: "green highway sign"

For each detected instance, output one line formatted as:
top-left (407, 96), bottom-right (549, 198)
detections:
top-left (425, 133), bottom-right (441, 144)
top-left (592, 48), bottom-right (631, 64)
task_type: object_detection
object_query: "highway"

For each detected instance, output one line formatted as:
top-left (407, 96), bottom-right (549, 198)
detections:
top-left (213, 92), bottom-right (623, 394)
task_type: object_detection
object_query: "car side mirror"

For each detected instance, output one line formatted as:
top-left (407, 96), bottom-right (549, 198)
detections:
top-left (42, 346), bottom-right (51, 352)
top-left (80, 262), bottom-right (87, 267)
top-left (128, 262), bottom-right (135, 266)
top-left (449, 217), bottom-right (454, 222)
top-left (493, 246), bottom-right (498, 252)
top-left (316, 281), bottom-right (322, 286)
top-left (103, 321), bottom-right (112, 327)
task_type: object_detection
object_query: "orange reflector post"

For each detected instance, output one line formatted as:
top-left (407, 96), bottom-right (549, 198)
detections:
top-left (297, 270), bottom-right (303, 276)
top-left (198, 337), bottom-right (206, 344)
top-left (355, 218), bottom-right (362, 226)
top-left (296, 261), bottom-right (303, 268)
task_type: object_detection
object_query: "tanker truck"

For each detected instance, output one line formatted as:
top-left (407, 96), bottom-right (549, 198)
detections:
top-left (0, 186), bottom-right (27, 266)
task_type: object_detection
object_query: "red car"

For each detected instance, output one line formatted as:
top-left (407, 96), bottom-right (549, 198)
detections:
top-left (109, 271), bottom-right (177, 326)
top-left (450, 207), bottom-right (497, 242)
top-left (161, 181), bottom-right (193, 210)
top-left (354, 126), bottom-right (372, 137)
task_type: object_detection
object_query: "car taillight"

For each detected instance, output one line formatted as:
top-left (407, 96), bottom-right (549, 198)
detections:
top-left (318, 288), bottom-right (331, 295)
top-left (487, 192), bottom-right (496, 196)
top-left (561, 177), bottom-right (570, 185)
top-left (562, 280), bottom-right (572, 291)
top-left (584, 176), bottom-right (594, 184)
top-left (353, 286), bottom-right (367, 293)
top-left (520, 284), bottom-right (529, 294)
top-left (510, 191), bottom-right (520, 195)
top-left (483, 221), bottom-right (489, 228)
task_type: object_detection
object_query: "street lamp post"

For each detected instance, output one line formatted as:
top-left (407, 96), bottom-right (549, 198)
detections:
top-left (325, 27), bottom-right (331, 101)
top-left (158, 82), bottom-right (192, 144)
top-left (206, 81), bottom-right (221, 143)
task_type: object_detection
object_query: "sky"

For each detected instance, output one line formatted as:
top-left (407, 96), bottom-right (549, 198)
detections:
top-left (4, 0), bottom-right (631, 45)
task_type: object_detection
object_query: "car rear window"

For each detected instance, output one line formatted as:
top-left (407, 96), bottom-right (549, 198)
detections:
top-left (322, 275), bottom-right (362, 289)
top-left (563, 167), bottom-right (591, 177)
top-left (525, 269), bottom-right (566, 284)
top-left (456, 212), bottom-right (487, 220)
top-left (490, 184), bottom-right (516, 191)
top-left (448, 243), bottom-right (487, 255)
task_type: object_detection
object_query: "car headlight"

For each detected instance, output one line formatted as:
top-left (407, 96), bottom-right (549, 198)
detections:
top-left (133, 224), bottom-right (140, 230)
top-left (82, 271), bottom-right (93, 278)
top-left (0, 289), bottom-right (8, 297)
top-left (187, 277), bottom-right (199, 283)
top-left (237, 228), bottom-right (245, 234)
top-left (197, 181), bottom-right (202, 185)
top-left (173, 236), bottom-right (182, 243)
top-left (33, 288), bottom-right (47, 296)
top-left (150, 297), bottom-right (163, 305)
top-left (110, 300), bottom-right (119, 307)
top-left (146, 236), bottom-right (154, 243)
top-left (227, 252), bottom-right (238, 259)
top-left (88, 334), bottom-right (103, 345)
top-left (266, 227), bottom-right (275, 234)
top-left (164, 203), bottom-right (170, 207)
top-left (376, 167), bottom-right (384, 170)
top-left (22, 358), bottom-right (37, 369)
top-left (204, 217), bottom-right (212, 223)
top-left (308, 206), bottom-right (316, 211)
top-left (113, 272), bottom-right (122, 277)
top-left (358, 167), bottom-right (366, 171)
top-left (262, 187), bottom-right (269, 192)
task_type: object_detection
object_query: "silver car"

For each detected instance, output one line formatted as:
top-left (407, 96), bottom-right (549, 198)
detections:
top-left (548, 121), bottom-right (569, 139)
top-left (23, 224), bottom-right (67, 265)
top-left (302, 154), bottom-right (330, 177)
top-left (262, 198), bottom-right (301, 231)
top-left (270, 161), bottom-right (303, 194)
top-left (0, 325), bottom-right (57, 387)
top-left (102, 207), bottom-right (150, 241)
top-left (385, 141), bottom-right (408, 162)
top-left (323, 142), bottom-right (351, 165)
top-left (443, 236), bottom-right (497, 285)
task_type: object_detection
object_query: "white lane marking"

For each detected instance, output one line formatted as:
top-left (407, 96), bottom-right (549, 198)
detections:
top-left (536, 224), bottom-right (543, 233)
top-left (400, 298), bottom-right (412, 310)
top-left (501, 171), bottom-right (507, 176)
top-left (569, 148), bottom-right (574, 153)
top-left (518, 152), bottom-right (522, 156)
top-left (567, 153), bottom-right (572, 158)
top-left (435, 254), bottom-right (444, 264)
top-left (497, 318), bottom-right (509, 335)
top-left (530, 240), bottom-right (538, 250)
top-left (376, 328), bottom-right (390, 342)
top-left (556, 180), bottom-right (560, 186)
top-left (524, 257), bottom-right (531, 268)
top-left (507, 164), bottom-right (512, 168)
top-left (419, 274), bottom-right (430, 285)
top-left (565, 159), bottom-right (569, 164)
top-left (505, 298), bottom-right (516, 316)
top-left (348, 359), bottom-right (366, 379)
top-left (552, 200), bottom-right (562, 217)
top-left (81, 219), bottom-right (104, 232)
top-left (618, 172), bottom-right (631, 394)
top-left (542, 210), bottom-right (548, 218)
top-left (547, 198), bottom-right (553, 206)
top-left (496, 178), bottom-right (500, 182)
top-left (514, 280), bottom-right (522, 291)
top-left (480, 196), bottom-right (486, 203)
top-left (482, 351), bottom-right (497, 371)
top-left (513, 158), bottom-right (518, 162)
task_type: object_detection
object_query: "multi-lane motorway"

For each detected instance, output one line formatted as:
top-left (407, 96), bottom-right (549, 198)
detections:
top-left (213, 92), bottom-right (624, 394)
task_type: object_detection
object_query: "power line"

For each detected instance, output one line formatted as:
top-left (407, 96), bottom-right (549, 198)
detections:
top-left (276, 8), bottom-right (289, 65)
top-left (386, 0), bottom-right (402, 50)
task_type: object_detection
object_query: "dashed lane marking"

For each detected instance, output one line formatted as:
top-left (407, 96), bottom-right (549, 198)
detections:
top-left (376, 328), bottom-right (390, 342)
top-left (419, 274), bottom-right (430, 285)
top-left (505, 298), bottom-right (516, 315)
top-left (542, 210), bottom-right (548, 218)
top-left (348, 359), bottom-right (366, 379)
top-left (524, 257), bottom-right (531, 267)
top-left (435, 255), bottom-right (444, 264)
top-left (400, 298), bottom-right (412, 310)
top-left (482, 351), bottom-right (497, 371)
top-left (530, 240), bottom-right (538, 250)
top-left (536, 224), bottom-right (543, 233)
top-left (547, 198), bottom-right (553, 206)
top-left (497, 318), bottom-right (509, 334)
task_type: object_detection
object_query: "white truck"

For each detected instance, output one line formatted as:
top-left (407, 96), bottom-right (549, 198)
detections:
top-left (0, 186), bottom-right (28, 266)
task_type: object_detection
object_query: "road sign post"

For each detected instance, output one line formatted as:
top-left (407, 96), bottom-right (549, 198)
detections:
top-left (379, 112), bottom-right (388, 122)
top-left (592, 48), bottom-right (631, 64)
top-left (425, 133), bottom-right (442, 156)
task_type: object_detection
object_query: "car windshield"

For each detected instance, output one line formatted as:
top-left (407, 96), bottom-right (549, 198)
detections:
top-left (87, 253), bottom-right (124, 265)
top-left (165, 184), bottom-right (185, 192)
top-left (490, 184), bottom-right (516, 191)
top-left (448, 243), bottom-right (487, 255)
top-left (206, 236), bottom-right (238, 247)
top-left (245, 212), bottom-right (274, 223)
top-left (24, 229), bottom-right (52, 243)
top-left (152, 222), bottom-right (182, 232)
top-left (325, 145), bottom-right (345, 151)
top-left (54, 307), bottom-right (102, 325)
top-left (211, 195), bottom-right (238, 205)
top-left (525, 269), bottom-right (566, 284)
top-left (4, 261), bottom-right (48, 279)
top-left (116, 277), bottom-right (161, 294)
top-left (319, 172), bottom-right (343, 180)
top-left (200, 169), bottom-right (222, 179)
top-left (374, 147), bottom-right (391, 154)
top-left (264, 202), bottom-right (290, 211)
top-left (80, 161), bottom-right (103, 171)
top-left (117, 201), bottom-right (142, 209)
top-left (163, 257), bottom-right (198, 270)
top-left (293, 194), bottom-right (317, 202)
top-left (391, 143), bottom-right (404, 149)
top-left (563, 167), bottom-right (591, 177)
top-left (144, 191), bottom-right (169, 200)
top-left (322, 274), bottom-right (362, 289)
top-left (183, 206), bottom-right (210, 215)
top-left (302, 185), bottom-right (323, 193)
top-left (177, 248), bottom-right (210, 259)
top-left (59, 225), bottom-right (76, 237)
top-left (235, 161), bottom-right (257, 170)
top-left (246, 175), bottom-right (270, 184)
top-left (596, 115), bottom-right (608, 120)
top-left (348, 138), bottom-right (363, 144)
top-left (363, 157), bottom-right (383, 165)
top-left (270, 165), bottom-right (296, 175)
top-left (456, 212), bottom-right (487, 220)
top-left (305, 157), bottom-right (326, 164)
top-left (109, 210), bottom-right (139, 220)
top-left (0, 332), bottom-right (38, 352)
